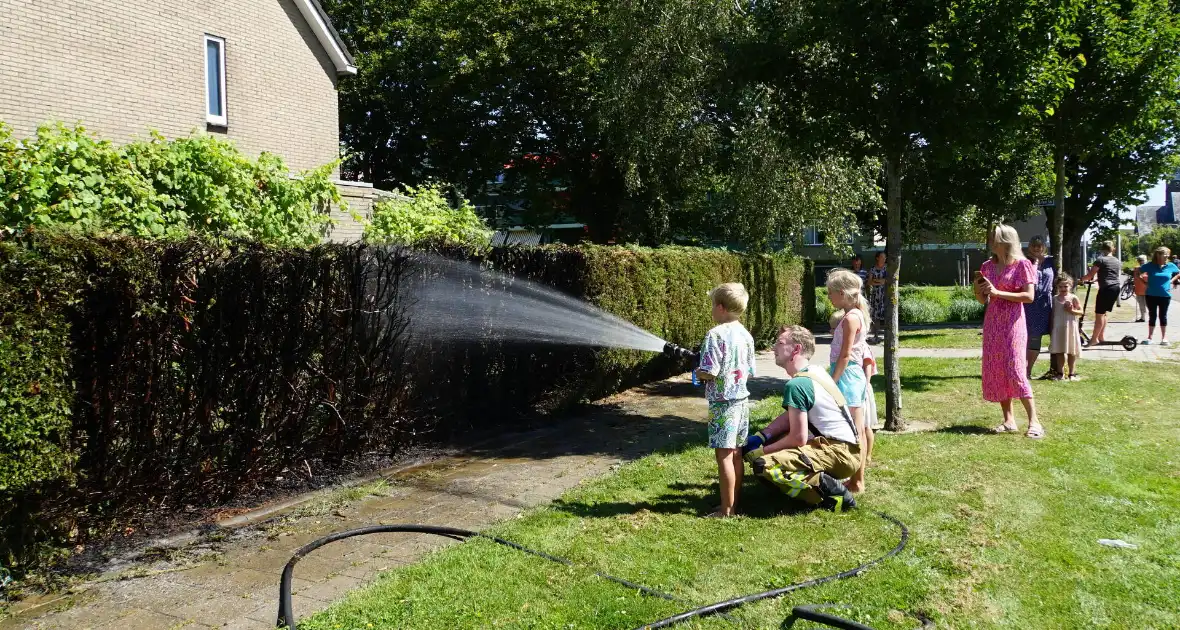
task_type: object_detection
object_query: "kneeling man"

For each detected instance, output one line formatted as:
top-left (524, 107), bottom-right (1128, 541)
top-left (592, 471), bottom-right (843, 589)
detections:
top-left (742, 325), bottom-right (862, 512)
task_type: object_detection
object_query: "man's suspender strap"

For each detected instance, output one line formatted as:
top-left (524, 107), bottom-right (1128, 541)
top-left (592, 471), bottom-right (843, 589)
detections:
top-left (793, 370), bottom-right (859, 442)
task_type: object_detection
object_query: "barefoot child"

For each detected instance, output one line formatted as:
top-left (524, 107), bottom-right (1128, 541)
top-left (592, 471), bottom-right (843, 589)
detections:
top-left (830, 309), bottom-right (877, 479)
top-left (696, 283), bottom-right (756, 518)
top-left (825, 270), bottom-right (870, 493)
top-left (1049, 273), bottom-right (1083, 381)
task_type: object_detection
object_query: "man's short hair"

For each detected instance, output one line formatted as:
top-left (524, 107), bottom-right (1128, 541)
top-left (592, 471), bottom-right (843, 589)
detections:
top-left (777, 324), bottom-right (815, 358)
top-left (1100, 240), bottom-right (1115, 254)
top-left (710, 282), bottom-right (749, 315)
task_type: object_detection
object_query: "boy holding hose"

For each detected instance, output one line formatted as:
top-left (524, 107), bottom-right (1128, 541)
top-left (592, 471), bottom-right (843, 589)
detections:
top-left (695, 283), bottom-right (757, 518)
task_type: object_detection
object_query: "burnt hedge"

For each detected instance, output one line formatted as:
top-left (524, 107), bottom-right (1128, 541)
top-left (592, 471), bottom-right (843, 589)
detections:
top-left (0, 235), bottom-right (808, 569)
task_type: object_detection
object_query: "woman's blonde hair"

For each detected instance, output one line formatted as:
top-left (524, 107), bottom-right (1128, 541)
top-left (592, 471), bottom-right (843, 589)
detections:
top-left (988, 224), bottom-right (1026, 264)
top-left (1153, 246), bottom-right (1172, 263)
top-left (826, 269), bottom-right (869, 320)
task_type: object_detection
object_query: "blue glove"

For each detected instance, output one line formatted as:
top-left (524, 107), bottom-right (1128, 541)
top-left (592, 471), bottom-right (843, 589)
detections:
top-left (741, 431), bottom-right (769, 456)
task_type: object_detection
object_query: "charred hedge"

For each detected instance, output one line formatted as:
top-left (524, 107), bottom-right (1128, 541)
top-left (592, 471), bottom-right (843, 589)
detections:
top-left (0, 235), bottom-right (808, 569)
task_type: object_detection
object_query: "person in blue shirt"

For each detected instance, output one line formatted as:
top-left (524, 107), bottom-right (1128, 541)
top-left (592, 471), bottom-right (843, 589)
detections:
top-left (1139, 247), bottom-right (1180, 346)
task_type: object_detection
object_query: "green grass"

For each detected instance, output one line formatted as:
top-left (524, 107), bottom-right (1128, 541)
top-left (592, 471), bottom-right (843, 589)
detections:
top-left (302, 359), bottom-right (1180, 629)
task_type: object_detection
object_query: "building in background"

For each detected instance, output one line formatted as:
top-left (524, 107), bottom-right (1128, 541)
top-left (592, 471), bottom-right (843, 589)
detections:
top-left (1135, 170), bottom-right (1180, 236)
top-left (0, 0), bottom-right (383, 242)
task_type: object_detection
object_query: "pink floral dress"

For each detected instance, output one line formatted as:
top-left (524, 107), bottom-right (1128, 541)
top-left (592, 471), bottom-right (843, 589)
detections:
top-left (981, 258), bottom-right (1036, 402)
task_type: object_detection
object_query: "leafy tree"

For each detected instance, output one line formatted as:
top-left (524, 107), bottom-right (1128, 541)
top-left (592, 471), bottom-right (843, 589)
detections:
top-left (364, 182), bottom-right (492, 248)
top-left (1041, 0), bottom-right (1180, 275)
top-left (1139, 226), bottom-right (1180, 258)
top-left (738, 0), bottom-right (1077, 429)
top-left (324, 0), bottom-right (883, 248)
top-left (321, 0), bottom-right (626, 240)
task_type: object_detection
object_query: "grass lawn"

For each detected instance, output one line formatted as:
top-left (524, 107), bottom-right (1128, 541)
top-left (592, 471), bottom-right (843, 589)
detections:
top-left (897, 327), bottom-right (984, 349)
top-left (302, 359), bottom-right (1180, 629)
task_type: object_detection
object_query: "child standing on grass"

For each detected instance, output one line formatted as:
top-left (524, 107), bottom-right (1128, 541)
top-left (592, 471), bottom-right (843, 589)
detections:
top-left (696, 283), bottom-right (756, 518)
top-left (1049, 274), bottom-right (1083, 381)
top-left (825, 270), bottom-right (870, 493)
top-left (829, 309), bottom-right (877, 469)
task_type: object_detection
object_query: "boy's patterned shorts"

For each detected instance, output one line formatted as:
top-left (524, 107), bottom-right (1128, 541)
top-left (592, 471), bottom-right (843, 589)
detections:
top-left (707, 399), bottom-right (750, 449)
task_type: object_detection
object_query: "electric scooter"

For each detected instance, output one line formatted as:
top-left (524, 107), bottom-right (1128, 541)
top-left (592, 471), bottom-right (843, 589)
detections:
top-left (1078, 281), bottom-right (1138, 351)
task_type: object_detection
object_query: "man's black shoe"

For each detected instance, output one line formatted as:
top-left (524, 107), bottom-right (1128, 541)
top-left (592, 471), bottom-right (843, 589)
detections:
top-left (817, 473), bottom-right (857, 513)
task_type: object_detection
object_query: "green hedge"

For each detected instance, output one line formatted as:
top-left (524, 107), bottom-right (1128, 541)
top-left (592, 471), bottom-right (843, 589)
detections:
top-left (815, 285), bottom-right (984, 326)
top-left (0, 236), bottom-right (807, 571)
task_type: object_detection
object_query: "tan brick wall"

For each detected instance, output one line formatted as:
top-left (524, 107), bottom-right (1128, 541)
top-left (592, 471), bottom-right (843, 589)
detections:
top-left (0, 0), bottom-right (341, 172)
top-left (325, 182), bottom-right (401, 244)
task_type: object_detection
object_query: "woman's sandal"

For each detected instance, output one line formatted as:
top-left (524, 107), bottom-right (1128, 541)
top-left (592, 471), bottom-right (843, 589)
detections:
top-left (993, 423), bottom-right (1020, 434)
top-left (1025, 425), bottom-right (1045, 439)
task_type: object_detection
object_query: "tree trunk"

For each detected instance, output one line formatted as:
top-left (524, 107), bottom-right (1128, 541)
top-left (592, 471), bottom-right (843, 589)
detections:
top-left (1051, 148), bottom-right (1066, 271)
top-left (1063, 220), bottom-right (1087, 277)
top-left (884, 155), bottom-right (905, 432)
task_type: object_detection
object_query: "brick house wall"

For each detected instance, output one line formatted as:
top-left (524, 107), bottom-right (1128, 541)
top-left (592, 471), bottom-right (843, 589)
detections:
top-left (0, 0), bottom-right (343, 173)
top-left (325, 182), bottom-right (403, 244)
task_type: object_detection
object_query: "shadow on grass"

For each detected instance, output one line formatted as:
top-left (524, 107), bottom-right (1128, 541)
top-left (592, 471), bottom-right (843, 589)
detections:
top-left (550, 478), bottom-right (813, 520)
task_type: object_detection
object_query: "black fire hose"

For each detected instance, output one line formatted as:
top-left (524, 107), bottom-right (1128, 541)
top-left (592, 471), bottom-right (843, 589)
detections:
top-left (276, 512), bottom-right (909, 630)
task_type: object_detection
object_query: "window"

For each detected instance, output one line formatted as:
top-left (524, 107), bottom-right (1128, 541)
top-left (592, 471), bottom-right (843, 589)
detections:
top-left (804, 226), bottom-right (824, 246)
top-left (205, 35), bottom-right (227, 126)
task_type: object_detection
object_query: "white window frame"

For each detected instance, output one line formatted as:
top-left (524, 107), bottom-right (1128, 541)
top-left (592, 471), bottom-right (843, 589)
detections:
top-left (204, 35), bottom-right (228, 127)
top-left (804, 226), bottom-right (823, 246)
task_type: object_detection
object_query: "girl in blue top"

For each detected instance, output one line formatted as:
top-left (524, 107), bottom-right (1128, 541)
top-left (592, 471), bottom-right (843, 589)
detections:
top-left (1139, 247), bottom-right (1180, 346)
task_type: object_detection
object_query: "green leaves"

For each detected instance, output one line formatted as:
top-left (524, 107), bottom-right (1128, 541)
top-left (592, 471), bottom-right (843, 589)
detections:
top-left (364, 182), bottom-right (493, 249)
top-left (0, 123), bottom-right (338, 247)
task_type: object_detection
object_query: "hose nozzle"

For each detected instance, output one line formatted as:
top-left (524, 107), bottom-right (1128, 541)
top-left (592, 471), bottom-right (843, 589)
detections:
top-left (663, 342), bottom-right (699, 362)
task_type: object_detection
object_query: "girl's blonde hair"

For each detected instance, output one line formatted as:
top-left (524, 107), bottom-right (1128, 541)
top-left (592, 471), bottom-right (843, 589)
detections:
top-left (826, 269), bottom-right (869, 320)
top-left (988, 224), bottom-right (1027, 264)
top-left (1056, 272), bottom-right (1075, 290)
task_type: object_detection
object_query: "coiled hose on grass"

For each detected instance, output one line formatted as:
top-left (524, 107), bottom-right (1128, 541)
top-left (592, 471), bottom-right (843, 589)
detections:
top-left (276, 511), bottom-right (909, 630)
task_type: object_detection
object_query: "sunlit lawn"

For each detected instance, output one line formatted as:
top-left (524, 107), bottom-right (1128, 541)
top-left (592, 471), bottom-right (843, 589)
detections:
top-left (301, 358), bottom-right (1180, 629)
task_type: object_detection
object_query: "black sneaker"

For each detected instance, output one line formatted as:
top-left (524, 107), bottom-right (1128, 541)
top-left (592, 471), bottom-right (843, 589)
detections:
top-left (817, 473), bottom-right (857, 513)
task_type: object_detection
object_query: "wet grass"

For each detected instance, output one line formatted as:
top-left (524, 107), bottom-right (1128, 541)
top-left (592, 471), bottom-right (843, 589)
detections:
top-left (300, 359), bottom-right (1180, 629)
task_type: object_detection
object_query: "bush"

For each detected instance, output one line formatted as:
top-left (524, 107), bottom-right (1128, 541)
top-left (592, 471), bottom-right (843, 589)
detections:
top-left (899, 299), bottom-right (947, 324)
top-left (365, 183), bottom-right (491, 249)
top-left (0, 236), bottom-right (806, 570)
top-left (0, 123), bottom-right (338, 246)
top-left (947, 298), bottom-right (985, 322)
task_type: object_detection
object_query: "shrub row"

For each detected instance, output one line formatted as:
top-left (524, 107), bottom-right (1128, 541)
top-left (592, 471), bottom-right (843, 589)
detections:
top-left (815, 285), bottom-right (984, 326)
top-left (0, 123), bottom-right (339, 246)
top-left (0, 235), bottom-right (808, 569)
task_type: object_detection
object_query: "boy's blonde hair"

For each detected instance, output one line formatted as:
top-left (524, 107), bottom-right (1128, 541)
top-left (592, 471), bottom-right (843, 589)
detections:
top-left (710, 282), bottom-right (749, 315)
top-left (778, 324), bottom-right (816, 358)
top-left (825, 269), bottom-right (869, 319)
top-left (988, 224), bottom-right (1026, 264)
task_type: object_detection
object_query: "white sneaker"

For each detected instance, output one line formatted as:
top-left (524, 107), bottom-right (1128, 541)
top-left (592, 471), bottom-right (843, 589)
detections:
top-left (1161, 339), bottom-right (1170, 346)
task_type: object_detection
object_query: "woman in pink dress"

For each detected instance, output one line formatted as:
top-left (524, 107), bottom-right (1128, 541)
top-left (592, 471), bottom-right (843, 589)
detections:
top-left (974, 224), bottom-right (1044, 438)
